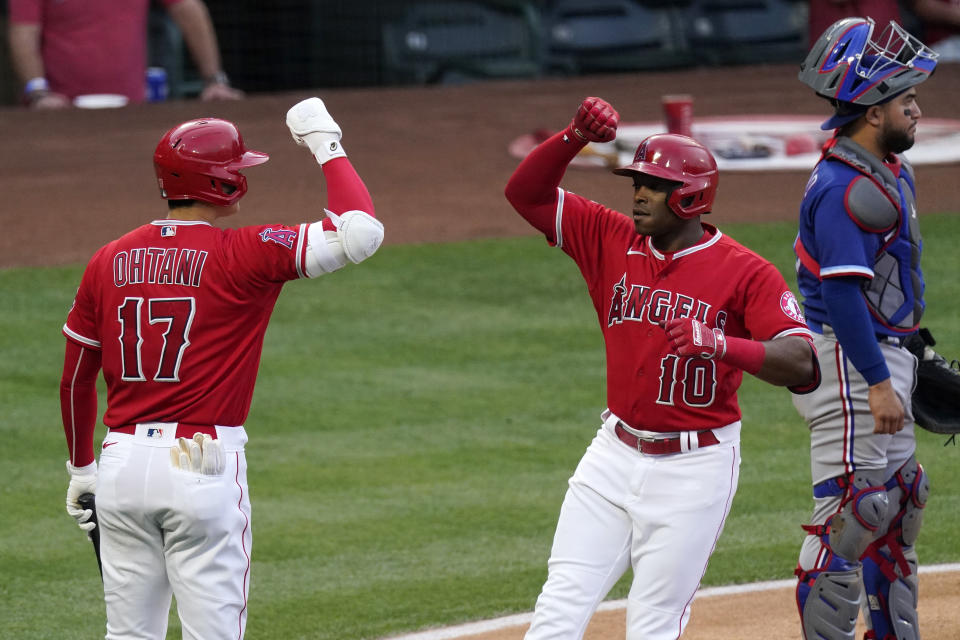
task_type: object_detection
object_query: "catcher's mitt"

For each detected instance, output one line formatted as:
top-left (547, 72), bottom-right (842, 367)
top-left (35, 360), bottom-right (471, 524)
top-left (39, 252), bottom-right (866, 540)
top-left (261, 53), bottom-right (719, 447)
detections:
top-left (904, 328), bottom-right (960, 435)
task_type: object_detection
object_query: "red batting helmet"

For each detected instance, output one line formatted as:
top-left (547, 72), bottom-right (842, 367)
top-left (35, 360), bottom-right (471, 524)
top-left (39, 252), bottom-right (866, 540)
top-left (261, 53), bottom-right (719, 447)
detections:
top-left (153, 118), bottom-right (269, 206)
top-left (613, 134), bottom-right (718, 219)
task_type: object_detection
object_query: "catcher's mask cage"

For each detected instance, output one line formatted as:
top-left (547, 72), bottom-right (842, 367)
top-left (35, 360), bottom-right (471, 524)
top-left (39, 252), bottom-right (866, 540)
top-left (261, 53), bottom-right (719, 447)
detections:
top-left (153, 118), bottom-right (269, 207)
top-left (612, 133), bottom-right (719, 219)
top-left (799, 17), bottom-right (938, 130)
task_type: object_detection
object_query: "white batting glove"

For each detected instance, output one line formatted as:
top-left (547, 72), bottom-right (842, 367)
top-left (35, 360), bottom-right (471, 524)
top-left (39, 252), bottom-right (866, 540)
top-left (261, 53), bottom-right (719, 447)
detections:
top-left (286, 97), bottom-right (346, 165)
top-left (65, 461), bottom-right (97, 534)
top-left (170, 433), bottom-right (225, 476)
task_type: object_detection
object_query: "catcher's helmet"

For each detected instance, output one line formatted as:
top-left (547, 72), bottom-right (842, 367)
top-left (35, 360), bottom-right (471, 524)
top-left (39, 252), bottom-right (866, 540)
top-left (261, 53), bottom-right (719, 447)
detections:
top-left (612, 134), bottom-right (718, 219)
top-left (799, 17), bottom-right (938, 130)
top-left (153, 118), bottom-right (269, 206)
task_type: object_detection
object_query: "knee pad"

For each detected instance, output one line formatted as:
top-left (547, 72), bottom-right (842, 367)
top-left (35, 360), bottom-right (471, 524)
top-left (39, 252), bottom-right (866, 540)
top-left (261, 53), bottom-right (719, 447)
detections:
top-left (828, 469), bottom-right (890, 562)
top-left (796, 558), bottom-right (862, 640)
top-left (890, 457), bottom-right (929, 546)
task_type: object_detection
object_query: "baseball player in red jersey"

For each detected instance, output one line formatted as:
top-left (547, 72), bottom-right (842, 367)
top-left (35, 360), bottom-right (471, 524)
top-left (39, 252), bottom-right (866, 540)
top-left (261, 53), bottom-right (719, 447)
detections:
top-left (60, 97), bottom-right (383, 639)
top-left (504, 97), bottom-right (821, 639)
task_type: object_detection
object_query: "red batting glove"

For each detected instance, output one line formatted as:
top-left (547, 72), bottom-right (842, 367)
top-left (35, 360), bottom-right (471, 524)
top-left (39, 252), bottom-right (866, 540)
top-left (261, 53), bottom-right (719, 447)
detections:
top-left (663, 317), bottom-right (767, 374)
top-left (663, 317), bottom-right (726, 360)
top-left (570, 97), bottom-right (619, 143)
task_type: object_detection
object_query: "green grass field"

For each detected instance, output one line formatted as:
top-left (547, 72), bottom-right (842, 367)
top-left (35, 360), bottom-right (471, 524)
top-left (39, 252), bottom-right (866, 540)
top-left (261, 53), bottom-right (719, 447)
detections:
top-left (1, 215), bottom-right (958, 639)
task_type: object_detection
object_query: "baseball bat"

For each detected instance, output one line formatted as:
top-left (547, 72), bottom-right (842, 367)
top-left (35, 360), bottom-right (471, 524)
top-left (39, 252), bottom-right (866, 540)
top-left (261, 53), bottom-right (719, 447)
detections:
top-left (76, 493), bottom-right (103, 580)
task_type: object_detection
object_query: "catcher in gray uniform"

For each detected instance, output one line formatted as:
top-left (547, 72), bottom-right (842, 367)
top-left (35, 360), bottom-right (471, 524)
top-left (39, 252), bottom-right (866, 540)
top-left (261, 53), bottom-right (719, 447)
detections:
top-left (791, 17), bottom-right (939, 640)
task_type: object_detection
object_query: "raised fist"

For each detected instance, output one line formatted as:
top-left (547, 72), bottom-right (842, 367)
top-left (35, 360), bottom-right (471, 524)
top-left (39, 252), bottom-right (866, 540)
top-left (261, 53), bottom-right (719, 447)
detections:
top-left (663, 317), bottom-right (726, 360)
top-left (570, 97), bottom-right (619, 143)
top-left (286, 97), bottom-right (346, 165)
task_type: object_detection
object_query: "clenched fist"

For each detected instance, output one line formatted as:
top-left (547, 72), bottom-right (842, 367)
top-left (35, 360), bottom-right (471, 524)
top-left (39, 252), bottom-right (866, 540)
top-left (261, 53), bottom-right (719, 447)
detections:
top-left (286, 97), bottom-right (346, 165)
top-left (663, 317), bottom-right (727, 360)
top-left (570, 97), bottom-right (619, 143)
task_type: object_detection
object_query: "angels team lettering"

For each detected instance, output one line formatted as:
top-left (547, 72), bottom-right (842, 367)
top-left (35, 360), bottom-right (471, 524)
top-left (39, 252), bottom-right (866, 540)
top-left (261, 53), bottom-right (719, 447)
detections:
top-left (606, 275), bottom-right (721, 328)
top-left (113, 248), bottom-right (208, 288)
top-left (606, 274), bottom-right (729, 409)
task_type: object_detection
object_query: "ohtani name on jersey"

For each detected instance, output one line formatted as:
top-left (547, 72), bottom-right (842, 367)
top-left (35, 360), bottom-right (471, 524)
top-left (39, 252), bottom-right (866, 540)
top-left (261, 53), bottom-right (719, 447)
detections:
top-left (607, 274), bottom-right (726, 329)
top-left (113, 247), bottom-right (208, 288)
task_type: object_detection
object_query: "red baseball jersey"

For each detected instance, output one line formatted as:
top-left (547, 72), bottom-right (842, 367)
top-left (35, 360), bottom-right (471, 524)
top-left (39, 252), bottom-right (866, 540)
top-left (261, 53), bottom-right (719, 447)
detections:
top-left (554, 190), bottom-right (811, 431)
top-left (63, 219), bottom-right (311, 427)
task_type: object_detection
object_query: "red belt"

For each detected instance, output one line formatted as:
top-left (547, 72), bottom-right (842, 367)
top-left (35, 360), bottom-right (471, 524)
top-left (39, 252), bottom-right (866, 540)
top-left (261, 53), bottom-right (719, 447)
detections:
top-left (109, 424), bottom-right (219, 439)
top-left (614, 423), bottom-right (718, 455)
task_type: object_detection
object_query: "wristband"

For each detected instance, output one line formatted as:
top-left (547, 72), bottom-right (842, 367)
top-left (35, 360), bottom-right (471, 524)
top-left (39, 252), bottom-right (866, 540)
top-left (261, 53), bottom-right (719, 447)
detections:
top-left (25, 76), bottom-right (49, 95)
top-left (720, 336), bottom-right (766, 375)
top-left (204, 70), bottom-right (230, 87)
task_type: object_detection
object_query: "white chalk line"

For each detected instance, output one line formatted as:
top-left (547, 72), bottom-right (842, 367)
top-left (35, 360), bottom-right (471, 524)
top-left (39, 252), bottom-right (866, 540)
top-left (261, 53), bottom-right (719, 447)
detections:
top-left (384, 563), bottom-right (960, 640)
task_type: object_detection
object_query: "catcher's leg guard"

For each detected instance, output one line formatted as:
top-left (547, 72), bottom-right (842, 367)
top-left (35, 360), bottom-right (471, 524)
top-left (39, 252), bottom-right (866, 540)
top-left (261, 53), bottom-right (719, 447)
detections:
top-left (861, 456), bottom-right (928, 640)
top-left (863, 550), bottom-right (919, 640)
top-left (797, 556), bottom-right (863, 640)
top-left (796, 469), bottom-right (890, 640)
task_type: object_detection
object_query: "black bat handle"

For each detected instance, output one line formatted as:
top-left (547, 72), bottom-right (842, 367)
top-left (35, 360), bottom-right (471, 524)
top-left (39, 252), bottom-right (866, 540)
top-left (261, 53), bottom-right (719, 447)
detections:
top-left (77, 492), bottom-right (103, 580)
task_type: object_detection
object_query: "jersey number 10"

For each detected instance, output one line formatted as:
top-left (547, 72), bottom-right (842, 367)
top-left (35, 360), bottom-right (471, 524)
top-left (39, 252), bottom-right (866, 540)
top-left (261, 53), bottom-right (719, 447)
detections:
top-left (657, 354), bottom-right (717, 407)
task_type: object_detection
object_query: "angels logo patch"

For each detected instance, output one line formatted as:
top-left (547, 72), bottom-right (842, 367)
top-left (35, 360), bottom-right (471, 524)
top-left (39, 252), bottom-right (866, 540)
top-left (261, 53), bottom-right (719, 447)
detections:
top-left (259, 227), bottom-right (297, 249)
top-left (780, 291), bottom-right (805, 323)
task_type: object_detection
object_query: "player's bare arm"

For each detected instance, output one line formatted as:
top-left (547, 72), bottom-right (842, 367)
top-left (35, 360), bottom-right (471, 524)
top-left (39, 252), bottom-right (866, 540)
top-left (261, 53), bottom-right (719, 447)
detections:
top-left (753, 335), bottom-right (819, 388)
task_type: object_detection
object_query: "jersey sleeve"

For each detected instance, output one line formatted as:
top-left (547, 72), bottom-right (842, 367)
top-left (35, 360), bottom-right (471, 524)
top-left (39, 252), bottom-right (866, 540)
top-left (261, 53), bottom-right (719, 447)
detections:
top-left (63, 249), bottom-right (106, 349)
top-left (556, 190), bottom-right (634, 288)
top-left (222, 223), bottom-right (312, 285)
top-left (809, 184), bottom-right (879, 280)
top-left (60, 341), bottom-right (101, 467)
top-left (741, 259), bottom-right (813, 342)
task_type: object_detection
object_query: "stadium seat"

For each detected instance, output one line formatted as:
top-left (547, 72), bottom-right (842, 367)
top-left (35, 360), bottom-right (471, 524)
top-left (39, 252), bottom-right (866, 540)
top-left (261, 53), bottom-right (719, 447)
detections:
top-left (684, 0), bottom-right (808, 66)
top-left (541, 0), bottom-right (695, 74)
top-left (380, 1), bottom-right (543, 85)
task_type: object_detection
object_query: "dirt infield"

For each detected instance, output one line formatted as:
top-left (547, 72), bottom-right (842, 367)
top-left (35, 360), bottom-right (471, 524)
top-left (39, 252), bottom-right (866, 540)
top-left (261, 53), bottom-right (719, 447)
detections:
top-left (446, 570), bottom-right (960, 640)
top-left (2, 64), bottom-right (958, 638)
top-left (1, 64), bottom-right (959, 269)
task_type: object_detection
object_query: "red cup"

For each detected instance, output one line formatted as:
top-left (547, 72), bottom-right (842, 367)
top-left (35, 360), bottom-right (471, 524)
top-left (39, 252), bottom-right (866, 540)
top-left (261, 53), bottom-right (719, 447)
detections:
top-left (662, 94), bottom-right (694, 138)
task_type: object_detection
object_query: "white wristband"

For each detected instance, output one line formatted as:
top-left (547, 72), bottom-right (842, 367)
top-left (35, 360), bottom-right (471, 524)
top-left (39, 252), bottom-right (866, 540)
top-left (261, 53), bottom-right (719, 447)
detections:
top-left (25, 76), bottom-right (49, 95)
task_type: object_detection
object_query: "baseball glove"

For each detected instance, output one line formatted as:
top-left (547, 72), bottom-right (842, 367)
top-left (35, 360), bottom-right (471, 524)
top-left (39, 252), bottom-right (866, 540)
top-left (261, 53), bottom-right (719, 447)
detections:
top-left (904, 328), bottom-right (960, 434)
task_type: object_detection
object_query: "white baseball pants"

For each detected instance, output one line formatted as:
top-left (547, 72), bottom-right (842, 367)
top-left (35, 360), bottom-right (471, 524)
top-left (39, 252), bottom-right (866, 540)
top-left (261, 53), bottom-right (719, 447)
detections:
top-left (96, 424), bottom-right (252, 640)
top-left (525, 417), bottom-right (741, 640)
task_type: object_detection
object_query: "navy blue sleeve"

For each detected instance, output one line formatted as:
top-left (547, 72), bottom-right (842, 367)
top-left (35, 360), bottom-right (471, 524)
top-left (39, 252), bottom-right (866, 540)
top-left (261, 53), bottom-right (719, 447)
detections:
top-left (821, 277), bottom-right (890, 385)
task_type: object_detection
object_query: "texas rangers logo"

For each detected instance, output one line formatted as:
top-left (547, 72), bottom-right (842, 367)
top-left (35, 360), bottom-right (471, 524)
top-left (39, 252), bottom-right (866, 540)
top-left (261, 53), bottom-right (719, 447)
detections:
top-left (146, 427), bottom-right (165, 439)
top-left (780, 291), bottom-right (805, 323)
top-left (259, 227), bottom-right (297, 249)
